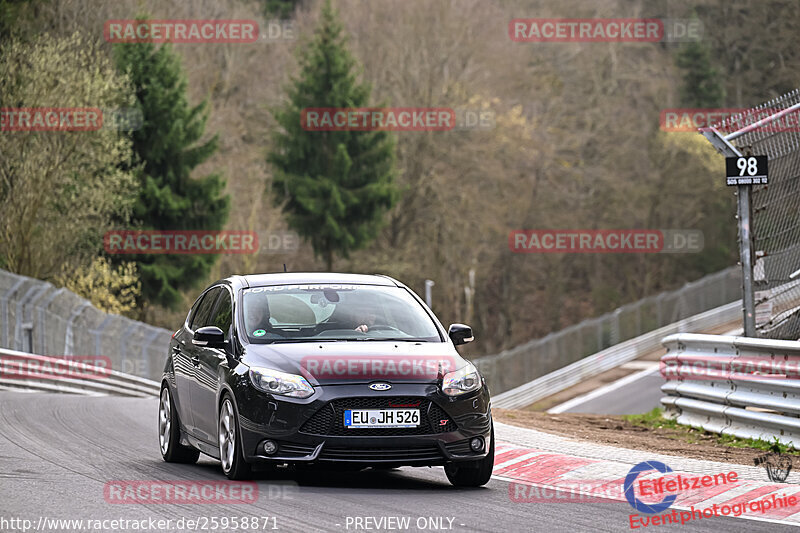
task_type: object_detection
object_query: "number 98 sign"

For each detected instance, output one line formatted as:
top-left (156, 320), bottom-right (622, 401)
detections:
top-left (725, 155), bottom-right (768, 186)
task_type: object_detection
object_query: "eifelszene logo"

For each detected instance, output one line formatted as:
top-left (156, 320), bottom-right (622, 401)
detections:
top-left (624, 461), bottom-right (677, 514)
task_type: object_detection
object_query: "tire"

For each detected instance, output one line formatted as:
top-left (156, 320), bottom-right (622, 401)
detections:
top-left (219, 395), bottom-right (253, 480)
top-left (444, 427), bottom-right (494, 487)
top-left (158, 385), bottom-right (200, 464)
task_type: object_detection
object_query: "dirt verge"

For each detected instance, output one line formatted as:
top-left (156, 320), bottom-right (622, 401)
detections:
top-left (494, 408), bottom-right (785, 467)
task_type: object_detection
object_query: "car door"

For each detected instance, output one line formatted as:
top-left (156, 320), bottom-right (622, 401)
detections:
top-left (170, 293), bottom-right (214, 433)
top-left (191, 286), bottom-right (233, 443)
top-left (179, 287), bottom-right (221, 438)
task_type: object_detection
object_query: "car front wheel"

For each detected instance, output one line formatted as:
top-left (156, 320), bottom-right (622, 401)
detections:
top-left (158, 386), bottom-right (200, 464)
top-left (444, 427), bottom-right (494, 487)
top-left (219, 395), bottom-right (252, 480)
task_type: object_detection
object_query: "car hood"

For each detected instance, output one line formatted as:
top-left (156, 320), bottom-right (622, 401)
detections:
top-left (241, 341), bottom-right (466, 386)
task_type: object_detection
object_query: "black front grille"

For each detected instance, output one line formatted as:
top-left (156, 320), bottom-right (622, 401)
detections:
top-left (319, 444), bottom-right (443, 462)
top-left (428, 402), bottom-right (457, 433)
top-left (300, 404), bottom-right (336, 435)
top-left (300, 397), bottom-right (457, 436)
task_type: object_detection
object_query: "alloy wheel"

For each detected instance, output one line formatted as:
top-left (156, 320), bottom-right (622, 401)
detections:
top-left (158, 388), bottom-right (171, 455)
top-left (219, 399), bottom-right (236, 473)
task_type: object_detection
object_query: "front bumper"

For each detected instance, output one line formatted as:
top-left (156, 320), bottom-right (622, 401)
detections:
top-left (231, 381), bottom-right (492, 467)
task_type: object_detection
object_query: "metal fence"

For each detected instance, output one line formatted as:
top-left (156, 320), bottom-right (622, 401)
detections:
top-left (0, 346), bottom-right (159, 396)
top-left (706, 88), bottom-right (800, 339)
top-left (0, 268), bottom-right (170, 382)
top-left (473, 266), bottom-right (742, 394)
top-left (491, 300), bottom-right (743, 409)
top-left (661, 333), bottom-right (800, 448)
top-left (0, 265), bottom-right (743, 393)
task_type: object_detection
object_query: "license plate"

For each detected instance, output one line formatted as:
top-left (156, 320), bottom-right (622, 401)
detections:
top-left (344, 409), bottom-right (420, 428)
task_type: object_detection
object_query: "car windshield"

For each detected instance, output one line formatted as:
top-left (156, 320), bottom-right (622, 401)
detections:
top-left (241, 284), bottom-right (441, 343)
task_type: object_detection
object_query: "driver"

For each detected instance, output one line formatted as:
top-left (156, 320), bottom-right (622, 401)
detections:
top-left (354, 309), bottom-right (378, 333)
top-left (245, 300), bottom-right (276, 337)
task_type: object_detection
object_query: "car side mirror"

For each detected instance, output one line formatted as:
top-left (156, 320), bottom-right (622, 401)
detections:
top-left (448, 323), bottom-right (474, 346)
top-left (193, 326), bottom-right (226, 349)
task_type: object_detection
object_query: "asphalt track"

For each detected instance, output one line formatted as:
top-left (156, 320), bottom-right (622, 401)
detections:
top-left (0, 392), bottom-right (794, 533)
top-left (551, 369), bottom-right (665, 415)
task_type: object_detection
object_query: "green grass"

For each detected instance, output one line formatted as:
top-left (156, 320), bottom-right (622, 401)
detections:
top-left (624, 407), bottom-right (681, 430)
top-left (623, 408), bottom-right (799, 455)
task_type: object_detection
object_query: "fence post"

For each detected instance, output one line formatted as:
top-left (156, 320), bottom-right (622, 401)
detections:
top-left (424, 279), bottom-right (434, 308)
top-left (35, 288), bottom-right (66, 355)
top-left (120, 321), bottom-right (139, 374)
top-left (15, 284), bottom-right (47, 352)
top-left (1, 277), bottom-right (26, 349)
top-left (91, 315), bottom-right (115, 356)
top-left (701, 127), bottom-right (756, 337)
top-left (611, 308), bottom-right (621, 345)
top-left (64, 301), bottom-right (91, 356)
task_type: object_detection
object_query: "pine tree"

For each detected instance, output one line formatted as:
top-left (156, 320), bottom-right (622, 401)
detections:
top-left (268, 0), bottom-right (397, 271)
top-left (114, 35), bottom-right (229, 310)
top-left (675, 40), bottom-right (725, 108)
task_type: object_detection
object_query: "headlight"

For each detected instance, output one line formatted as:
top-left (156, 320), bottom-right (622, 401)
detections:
top-left (249, 367), bottom-right (314, 398)
top-left (441, 362), bottom-right (481, 396)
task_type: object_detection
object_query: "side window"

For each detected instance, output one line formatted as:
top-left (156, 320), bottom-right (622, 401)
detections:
top-left (210, 290), bottom-right (233, 339)
top-left (186, 295), bottom-right (204, 328)
top-left (190, 288), bottom-right (220, 330)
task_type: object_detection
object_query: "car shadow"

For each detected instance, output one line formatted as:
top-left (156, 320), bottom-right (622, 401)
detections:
top-left (184, 458), bottom-right (486, 491)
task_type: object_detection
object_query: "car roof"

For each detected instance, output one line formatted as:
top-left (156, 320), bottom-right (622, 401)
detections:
top-left (236, 272), bottom-right (400, 288)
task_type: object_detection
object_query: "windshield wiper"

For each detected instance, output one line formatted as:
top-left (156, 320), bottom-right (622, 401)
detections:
top-left (264, 338), bottom-right (344, 344)
top-left (353, 337), bottom-right (431, 342)
top-left (262, 337), bottom-right (431, 343)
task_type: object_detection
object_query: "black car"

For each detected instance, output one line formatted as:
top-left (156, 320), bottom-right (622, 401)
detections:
top-left (158, 273), bottom-right (494, 487)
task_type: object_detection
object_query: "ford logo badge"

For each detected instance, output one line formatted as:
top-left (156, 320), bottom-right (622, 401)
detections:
top-left (369, 383), bottom-right (392, 391)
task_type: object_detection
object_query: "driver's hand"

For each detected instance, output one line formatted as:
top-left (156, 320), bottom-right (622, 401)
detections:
top-left (355, 324), bottom-right (369, 333)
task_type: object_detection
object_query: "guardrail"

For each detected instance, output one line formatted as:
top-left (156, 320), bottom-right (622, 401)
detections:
top-left (474, 267), bottom-right (742, 395)
top-left (491, 300), bottom-right (742, 409)
top-left (660, 333), bottom-right (800, 448)
top-left (0, 347), bottom-right (160, 397)
top-left (0, 268), bottom-right (172, 382)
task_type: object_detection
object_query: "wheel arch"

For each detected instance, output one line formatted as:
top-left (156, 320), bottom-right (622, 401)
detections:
top-left (217, 385), bottom-right (251, 461)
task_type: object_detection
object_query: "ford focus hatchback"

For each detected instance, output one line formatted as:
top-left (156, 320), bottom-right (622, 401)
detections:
top-left (158, 273), bottom-right (493, 487)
